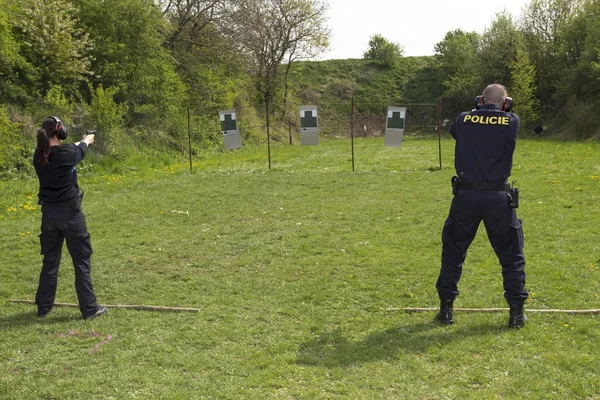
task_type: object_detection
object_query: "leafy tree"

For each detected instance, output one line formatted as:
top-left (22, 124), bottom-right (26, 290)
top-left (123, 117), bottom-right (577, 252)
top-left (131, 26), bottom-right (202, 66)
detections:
top-left (520, 0), bottom-right (580, 110)
top-left (11, 0), bottom-right (92, 97)
top-left (479, 12), bottom-right (521, 86)
top-left (363, 34), bottom-right (404, 68)
top-left (434, 29), bottom-right (481, 115)
top-left (563, 0), bottom-right (600, 98)
top-left (510, 45), bottom-right (540, 130)
top-left (73, 0), bottom-right (187, 132)
top-left (0, 1), bottom-right (28, 103)
top-left (161, 0), bottom-right (243, 119)
top-left (160, 0), bottom-right (227, 50)
top-left (229, 0), bottom-right (330, 110)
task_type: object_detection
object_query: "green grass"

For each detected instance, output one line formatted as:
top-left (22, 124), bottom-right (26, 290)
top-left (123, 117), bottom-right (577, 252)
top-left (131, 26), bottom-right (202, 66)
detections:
top-left (1, 136), bottom-right (600, 399)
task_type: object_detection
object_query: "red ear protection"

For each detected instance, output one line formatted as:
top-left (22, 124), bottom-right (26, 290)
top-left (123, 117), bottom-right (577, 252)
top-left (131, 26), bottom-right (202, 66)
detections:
top-left (48, 116), bottom-right (68, 140)
top-left (474, 95), bottom-right (513, 112)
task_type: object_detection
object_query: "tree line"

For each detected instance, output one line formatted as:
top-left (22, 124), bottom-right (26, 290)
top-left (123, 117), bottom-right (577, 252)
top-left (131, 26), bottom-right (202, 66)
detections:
top-left (0, 0), bottom-right (329, 173)
top-left (1, 0), bottom-right (599, 175)
top-left (435, 0), bottom-right (600, 137)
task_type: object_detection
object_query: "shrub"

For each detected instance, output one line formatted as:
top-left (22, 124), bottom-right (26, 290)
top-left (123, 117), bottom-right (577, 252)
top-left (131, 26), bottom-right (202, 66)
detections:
top-left (0, 105), bottom-right (31, 177)
top-left (85, 85), bottom-right (126, 154)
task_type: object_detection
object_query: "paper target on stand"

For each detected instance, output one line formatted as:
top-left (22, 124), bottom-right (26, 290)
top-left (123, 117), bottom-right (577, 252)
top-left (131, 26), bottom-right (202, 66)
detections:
top-left (299, 105), bottom-right (319, 146)
top-left (384, 106), bottom-right (406, 147)
top-left (219, 109), bottom-right (242, 150)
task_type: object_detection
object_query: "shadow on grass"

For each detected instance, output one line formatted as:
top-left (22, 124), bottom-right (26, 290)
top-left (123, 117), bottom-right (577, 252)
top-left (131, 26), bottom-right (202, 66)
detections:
top-left (0, 311), bottom-right (76, 330)
top-left (297, 319), bottom-right (508, 367)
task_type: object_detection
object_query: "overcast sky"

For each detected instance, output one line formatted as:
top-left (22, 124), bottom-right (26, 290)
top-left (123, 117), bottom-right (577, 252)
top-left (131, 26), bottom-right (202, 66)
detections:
top-left (321, 0), bottom-right (528, 60)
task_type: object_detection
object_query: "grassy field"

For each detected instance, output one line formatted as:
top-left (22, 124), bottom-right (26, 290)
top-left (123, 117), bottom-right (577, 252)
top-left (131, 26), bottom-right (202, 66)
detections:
top-left (1, 136), bottom-right (600, 399)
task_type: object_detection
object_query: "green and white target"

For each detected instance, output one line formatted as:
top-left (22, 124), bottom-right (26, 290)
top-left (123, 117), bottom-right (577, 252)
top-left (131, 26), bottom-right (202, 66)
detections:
top-left (300, 105), bottom-right (319, 146)
top-left (384, 106), bottom-right (407, 147)
top-left (219, 109), bottom-right (242, 150)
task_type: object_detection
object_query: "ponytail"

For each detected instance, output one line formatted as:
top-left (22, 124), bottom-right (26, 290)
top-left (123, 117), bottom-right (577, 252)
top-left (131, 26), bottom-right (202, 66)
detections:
top-left (37, 128), bottom-right (51, 167)
top-left (37, 118), bottom-right (58, 167)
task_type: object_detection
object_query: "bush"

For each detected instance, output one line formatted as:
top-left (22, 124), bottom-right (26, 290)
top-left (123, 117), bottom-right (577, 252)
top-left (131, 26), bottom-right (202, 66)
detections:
top-left (563, 97), bottom-right (600, 139)
top-left (85, 85), bottom-right (126, 154)
top-left (363, 34), bottom-right (404, 68)
top-left (0, 105), bottom-right (31, 177)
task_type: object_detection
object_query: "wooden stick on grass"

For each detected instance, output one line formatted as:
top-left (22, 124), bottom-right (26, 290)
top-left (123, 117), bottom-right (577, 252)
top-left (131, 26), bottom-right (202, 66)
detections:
top-left (388, 307), bottom-right (600, 314)
top-left (9, 299), bottom-right (200, 313)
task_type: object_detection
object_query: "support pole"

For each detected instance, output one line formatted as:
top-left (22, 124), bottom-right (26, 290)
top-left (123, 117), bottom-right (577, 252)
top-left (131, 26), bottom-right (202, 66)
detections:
top-left (351, 96), bottom-right (355, 172)
top-left (266, 97), bottom-right (271, 170)
top-left (188, 105), bottom-right (193, 173)
top-left (437, 97), bottom-right (442, 171)
top-left (289, 117), bottom-right (292, 145)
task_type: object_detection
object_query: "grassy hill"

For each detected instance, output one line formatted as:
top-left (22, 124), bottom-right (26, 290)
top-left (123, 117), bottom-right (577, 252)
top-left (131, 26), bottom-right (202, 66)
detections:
top-left (285, 57), bottom-right (445, 137)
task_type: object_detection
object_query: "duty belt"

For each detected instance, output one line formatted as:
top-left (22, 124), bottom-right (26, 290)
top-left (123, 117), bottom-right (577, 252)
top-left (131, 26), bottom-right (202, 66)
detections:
top-left (452, 177), bottom-right (509, 192)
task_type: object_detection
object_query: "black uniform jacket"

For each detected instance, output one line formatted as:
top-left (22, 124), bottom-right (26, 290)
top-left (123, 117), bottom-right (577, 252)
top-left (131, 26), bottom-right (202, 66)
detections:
top-left (33, 143), bottom-right (88, 204)
top-left (449, 104), bottom-right (520, 184)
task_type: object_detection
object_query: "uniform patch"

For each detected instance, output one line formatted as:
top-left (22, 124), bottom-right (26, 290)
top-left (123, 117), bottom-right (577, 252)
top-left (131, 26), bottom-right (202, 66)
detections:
top-left (463, 114), bottom-right (510, 126)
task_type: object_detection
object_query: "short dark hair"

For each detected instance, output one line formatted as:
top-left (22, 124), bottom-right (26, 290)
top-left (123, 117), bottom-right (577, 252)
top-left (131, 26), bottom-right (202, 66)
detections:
top-left (483, 84), bottom-right (507, 107)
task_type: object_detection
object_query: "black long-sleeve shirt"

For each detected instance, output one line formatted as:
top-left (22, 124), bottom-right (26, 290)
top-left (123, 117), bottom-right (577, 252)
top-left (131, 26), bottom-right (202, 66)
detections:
top-left (33, 143), bottom-right (88, 203)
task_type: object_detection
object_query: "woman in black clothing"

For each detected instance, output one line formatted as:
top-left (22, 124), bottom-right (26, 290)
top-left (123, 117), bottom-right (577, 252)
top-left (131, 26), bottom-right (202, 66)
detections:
top-left (33, 116), bottom-right (106, 320)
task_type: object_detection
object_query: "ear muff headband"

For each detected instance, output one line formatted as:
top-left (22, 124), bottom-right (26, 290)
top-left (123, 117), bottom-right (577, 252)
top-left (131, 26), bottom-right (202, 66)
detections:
top-left (49, 116), bottom-right (68, 140)
top-left (475, 95), bottom-right (513, 112)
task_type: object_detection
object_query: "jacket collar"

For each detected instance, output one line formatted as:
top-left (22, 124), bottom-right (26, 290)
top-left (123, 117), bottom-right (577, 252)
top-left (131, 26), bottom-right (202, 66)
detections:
top-left (482, 104), bottom-right (502, 110)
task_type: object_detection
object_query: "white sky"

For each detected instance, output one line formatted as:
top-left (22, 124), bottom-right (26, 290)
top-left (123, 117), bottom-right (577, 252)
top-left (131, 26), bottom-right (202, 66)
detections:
top-left (321, 0), bottom-right (528, 59)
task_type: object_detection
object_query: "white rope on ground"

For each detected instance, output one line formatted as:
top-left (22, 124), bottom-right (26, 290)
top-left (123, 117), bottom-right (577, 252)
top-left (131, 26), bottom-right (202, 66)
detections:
top-left (387, 307), bottom-right (600, 314)
top-left (9, 299), bottom-right (200, 313)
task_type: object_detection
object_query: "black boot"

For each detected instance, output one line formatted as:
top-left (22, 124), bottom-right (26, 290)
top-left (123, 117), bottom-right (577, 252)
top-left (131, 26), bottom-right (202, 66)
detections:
top-left (436, 299), bottom-right (454, 325)
top-left (508, 305), bottom-right (527, 328)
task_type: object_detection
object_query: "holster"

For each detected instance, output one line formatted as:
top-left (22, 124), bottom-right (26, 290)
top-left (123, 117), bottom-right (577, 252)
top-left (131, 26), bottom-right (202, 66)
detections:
top-left (508, 182), bottom-right (519, 208)
top-left (451, 176), bottom-right (458, 195)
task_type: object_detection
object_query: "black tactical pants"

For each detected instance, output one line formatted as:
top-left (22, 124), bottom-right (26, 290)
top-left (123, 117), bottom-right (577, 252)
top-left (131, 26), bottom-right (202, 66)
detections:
top-left (36, 196), bottom-right (99, 317)
top-left (436, 190), bottom-right (528, 306)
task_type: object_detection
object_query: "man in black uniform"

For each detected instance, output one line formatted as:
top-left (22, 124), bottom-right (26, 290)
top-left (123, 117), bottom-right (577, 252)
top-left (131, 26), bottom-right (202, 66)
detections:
top-left (435, 84), bottom-right (528, 328)
top-left (34, 116), bottom-right (107, 320)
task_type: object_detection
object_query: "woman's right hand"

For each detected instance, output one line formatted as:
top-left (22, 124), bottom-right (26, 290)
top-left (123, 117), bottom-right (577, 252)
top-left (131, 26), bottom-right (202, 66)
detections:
top-left (83, 134), bottom-right (95, 146)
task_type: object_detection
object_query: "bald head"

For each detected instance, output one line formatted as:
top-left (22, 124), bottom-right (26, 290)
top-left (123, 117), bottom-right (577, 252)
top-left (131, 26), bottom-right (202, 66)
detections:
top-left (483, 84), bottom-right (507, 108)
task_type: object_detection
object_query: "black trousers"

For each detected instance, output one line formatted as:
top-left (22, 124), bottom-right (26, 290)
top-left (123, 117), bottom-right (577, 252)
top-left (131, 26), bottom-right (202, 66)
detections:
top-left (36, 196), bottom-right (99, 317)
top-left (436, 190), bottom-right (528, 306)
